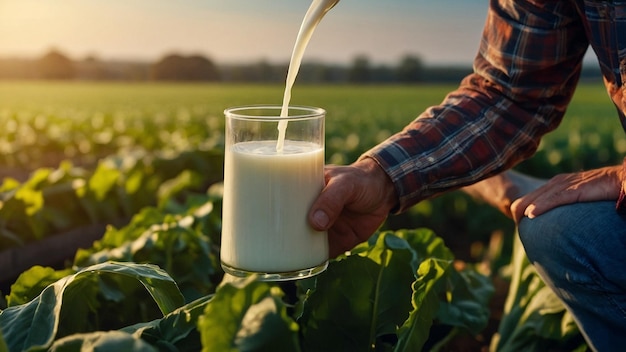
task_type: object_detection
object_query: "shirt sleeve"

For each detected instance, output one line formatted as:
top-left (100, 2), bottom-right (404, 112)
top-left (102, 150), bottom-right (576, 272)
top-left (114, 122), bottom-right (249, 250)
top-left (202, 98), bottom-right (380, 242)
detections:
top-left (361, 0), bottom-right (589, 213)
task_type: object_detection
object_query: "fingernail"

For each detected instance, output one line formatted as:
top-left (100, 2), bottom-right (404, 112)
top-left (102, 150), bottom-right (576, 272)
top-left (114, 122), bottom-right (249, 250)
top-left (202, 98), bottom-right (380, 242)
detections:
top-left (312, 210), bottom-right (329, 229)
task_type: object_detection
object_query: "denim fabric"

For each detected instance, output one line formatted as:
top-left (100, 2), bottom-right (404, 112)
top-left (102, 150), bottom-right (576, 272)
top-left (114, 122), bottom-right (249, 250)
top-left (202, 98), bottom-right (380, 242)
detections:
top-left (518, 201), bottom-right (626, 352)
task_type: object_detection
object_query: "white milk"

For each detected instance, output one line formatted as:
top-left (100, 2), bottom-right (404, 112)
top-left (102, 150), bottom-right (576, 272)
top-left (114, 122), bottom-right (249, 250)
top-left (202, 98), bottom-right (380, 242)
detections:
top-left (221, 140), bottom-right (328, 273)
top-left (276, 0), bottom-right (340, 152)
top-left (221, 0), bottom-right (338, 278)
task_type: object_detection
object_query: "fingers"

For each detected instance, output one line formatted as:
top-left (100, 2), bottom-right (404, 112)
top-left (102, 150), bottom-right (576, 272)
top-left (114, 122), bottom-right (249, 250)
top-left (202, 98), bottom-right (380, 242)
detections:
top-left (511, 190), bottom-right (553, 222)
top-left (510, 198), bottom-right (526, 223)
top-left (510, 167), bottom-right (622, 223)
top-left (327, 220), bottom-right (360, 257)
top-left (511, 181), bottom-right (575, 222)
top-left (308, 158), bottom-right (396, 232)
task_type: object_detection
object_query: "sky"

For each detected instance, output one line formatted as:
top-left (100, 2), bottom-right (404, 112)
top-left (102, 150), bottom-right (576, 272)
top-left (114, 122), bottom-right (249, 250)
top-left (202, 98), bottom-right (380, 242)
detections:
top-left (0, 1), bottom-right (495, 66)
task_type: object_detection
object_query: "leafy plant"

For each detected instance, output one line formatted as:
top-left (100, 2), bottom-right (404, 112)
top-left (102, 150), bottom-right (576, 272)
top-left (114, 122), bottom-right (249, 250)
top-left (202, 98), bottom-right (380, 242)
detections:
top-left (490, 237), bottom-right (586, 351)
top-left (0, 148), bottom-right (223, 251)
top-left (0, 262), bottom-right (183, 351)
top-left (1, 82), bottom-right (615, 350)
top-left (0, 229), bottom-right (494, 351)
top-left (74, 192), bottom-right (223, 303)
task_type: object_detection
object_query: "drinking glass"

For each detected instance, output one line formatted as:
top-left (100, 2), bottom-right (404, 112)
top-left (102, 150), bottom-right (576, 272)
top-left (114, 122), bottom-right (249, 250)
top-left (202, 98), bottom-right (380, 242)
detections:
top-left (221, 105), bottom-right (328, 281)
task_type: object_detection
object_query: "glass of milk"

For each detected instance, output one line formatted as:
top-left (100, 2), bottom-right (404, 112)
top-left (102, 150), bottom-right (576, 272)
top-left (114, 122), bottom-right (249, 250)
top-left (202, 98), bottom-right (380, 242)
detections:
top-left (221, 105), bottom-right (329, 281)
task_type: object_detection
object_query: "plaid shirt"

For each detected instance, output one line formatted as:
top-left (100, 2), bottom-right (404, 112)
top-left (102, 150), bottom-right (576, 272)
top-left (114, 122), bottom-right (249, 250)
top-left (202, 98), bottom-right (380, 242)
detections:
top-left (363, 0), bottom-right (626, 213)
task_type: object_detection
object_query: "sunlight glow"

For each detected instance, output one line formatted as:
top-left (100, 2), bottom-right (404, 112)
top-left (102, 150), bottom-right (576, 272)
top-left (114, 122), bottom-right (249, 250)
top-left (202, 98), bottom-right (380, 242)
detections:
top-left (0, 0), bottom-right (488, 65)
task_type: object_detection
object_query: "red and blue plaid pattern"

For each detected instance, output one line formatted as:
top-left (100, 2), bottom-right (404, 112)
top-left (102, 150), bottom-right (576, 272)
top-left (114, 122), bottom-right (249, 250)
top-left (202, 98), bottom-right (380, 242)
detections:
top-left (363, 0), bottom-right (625, 213)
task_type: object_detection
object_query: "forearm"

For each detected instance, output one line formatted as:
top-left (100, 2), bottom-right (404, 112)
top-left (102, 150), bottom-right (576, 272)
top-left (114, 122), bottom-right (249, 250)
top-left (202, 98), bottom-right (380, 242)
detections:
top-left (362, 73), bottom-right (572, 212)
top-left (361, 0), bottom-right (587, 213)
top-left (461, 170), bottom-right (547, 218)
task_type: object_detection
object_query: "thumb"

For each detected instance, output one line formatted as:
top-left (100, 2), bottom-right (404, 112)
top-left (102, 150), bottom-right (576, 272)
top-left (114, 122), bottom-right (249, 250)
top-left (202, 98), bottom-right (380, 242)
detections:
top-left (308, 178), bottom-right (352, 230)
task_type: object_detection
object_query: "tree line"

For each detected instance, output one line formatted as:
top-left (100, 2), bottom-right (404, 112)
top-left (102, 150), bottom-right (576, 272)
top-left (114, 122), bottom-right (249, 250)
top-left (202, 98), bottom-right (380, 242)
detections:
top-left (0, 49), bottom-right (219, 82)
top-left (0, 48), bottom-right (470, 83)
top-left (0, 48), bottom-right (602, 83)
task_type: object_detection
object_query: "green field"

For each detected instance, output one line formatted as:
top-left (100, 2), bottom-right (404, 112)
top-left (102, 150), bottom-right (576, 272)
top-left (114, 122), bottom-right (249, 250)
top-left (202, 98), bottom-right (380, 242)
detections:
top-left (0, 80), bottom-right (621, 259)
top-left (0, 80), bottom-right (621, 255)
top-left (0, 80), bottom-right (618, 351)
top-left (0, 80), bottom-right (620, 171)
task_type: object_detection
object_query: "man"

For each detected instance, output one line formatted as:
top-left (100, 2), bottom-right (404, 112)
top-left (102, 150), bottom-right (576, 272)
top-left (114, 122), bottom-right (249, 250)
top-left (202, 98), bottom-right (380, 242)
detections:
top-left (307, 1), bottom-right (626, 350)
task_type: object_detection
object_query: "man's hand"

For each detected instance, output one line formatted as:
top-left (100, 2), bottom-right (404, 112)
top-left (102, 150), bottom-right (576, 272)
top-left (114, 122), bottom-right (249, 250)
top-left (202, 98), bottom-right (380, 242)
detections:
top-left (462, 165), bottom-right (623, 223)
top-left (511, 165), bottom-right (623, 222)
top-left (308, 157), bottom-right (398, 257)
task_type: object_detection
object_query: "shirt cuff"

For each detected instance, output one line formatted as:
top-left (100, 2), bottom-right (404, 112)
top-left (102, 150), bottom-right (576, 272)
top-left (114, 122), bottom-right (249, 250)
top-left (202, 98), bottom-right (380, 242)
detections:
top-left (616, 157), bottom-right (626, 215)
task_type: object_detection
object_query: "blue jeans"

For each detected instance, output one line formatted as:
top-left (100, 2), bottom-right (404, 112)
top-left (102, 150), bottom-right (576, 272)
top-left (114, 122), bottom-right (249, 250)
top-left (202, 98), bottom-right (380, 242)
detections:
top-left (518, 201), bottom-right (626, 352)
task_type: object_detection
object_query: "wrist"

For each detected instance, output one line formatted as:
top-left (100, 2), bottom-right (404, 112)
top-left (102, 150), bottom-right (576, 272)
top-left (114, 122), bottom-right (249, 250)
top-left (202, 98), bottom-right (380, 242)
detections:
top-left (355, 157), bottom-right (399, 213)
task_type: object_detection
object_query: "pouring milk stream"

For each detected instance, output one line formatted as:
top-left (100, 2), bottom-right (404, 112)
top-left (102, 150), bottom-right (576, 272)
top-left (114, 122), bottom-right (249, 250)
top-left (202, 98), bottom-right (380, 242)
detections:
top-left (220, 0), bottom-right (340, 279)
top-left (276, 0), bottom-right (340, 152)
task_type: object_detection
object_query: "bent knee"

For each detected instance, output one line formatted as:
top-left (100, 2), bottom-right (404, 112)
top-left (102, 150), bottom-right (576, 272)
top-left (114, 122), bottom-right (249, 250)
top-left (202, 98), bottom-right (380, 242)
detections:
top-left (517, 202), bottom-right (626, 289)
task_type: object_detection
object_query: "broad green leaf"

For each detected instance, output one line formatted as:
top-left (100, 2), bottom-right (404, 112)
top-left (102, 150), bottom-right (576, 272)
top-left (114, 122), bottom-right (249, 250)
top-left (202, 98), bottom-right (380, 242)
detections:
top-left (88, 163), bottom-right (121, 201)
top-left (197, 276), bottom-right (300, 352)
top-left (120, 168), bottom-right (148, 215)
top-left (76, 163), bottom-right (123, 223)
top-left (300, 256), bottom-right (380, 351)
top-left (41, 179), bottom-right (91, 231)
top-left (392, 228), bottom-right (454, 264)
top-left (22, 168), bottom-right (53, 190)
top-left (6, 266), bottom-right (75, 307)
top-left (395, 258), bottom-right (452, 352)
top-left (0, 276), bottom-right (67, 351)
top-left (365, 233), bottom-right (420, 342)
top-left (435, 268), bottom-right (493, 335)
top-left (116, 158), bottom-right (161, 217)
top-left (0, 186), bottom-right (46, 240)
top-left (157, 169), bottom-right (203, 208)
top-left (75, 212), bottom-right (217, 302)
top-left (492, 236), bottom-right (585, 351)
top-left (122, 294), bottom-right (214, 351)
top-left (124, 167), bottom-right (145, 196)
top-left (351, 229), bottom-right (453, 271)
top-left (15, 187), bottom-right (43, 217)
top-left (48, 330), bottom-right (157, 352)
top-left (394, 229), bottom-right (493, 342)
top-left (92, 262), bottom-right (185, 315)
top-left (75, 207), bottom-right (167, 256)
top-left (0, 262), bottom-right (184, 352)
top-left (299, 232), bottom-right (415, 351)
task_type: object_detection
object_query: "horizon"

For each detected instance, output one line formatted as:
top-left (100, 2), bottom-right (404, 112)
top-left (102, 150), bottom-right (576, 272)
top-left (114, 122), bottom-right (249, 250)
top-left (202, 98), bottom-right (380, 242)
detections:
top-left (0, 0), bottom-right (490, 66)
top-left (0, 0), bottom-right (599, 67)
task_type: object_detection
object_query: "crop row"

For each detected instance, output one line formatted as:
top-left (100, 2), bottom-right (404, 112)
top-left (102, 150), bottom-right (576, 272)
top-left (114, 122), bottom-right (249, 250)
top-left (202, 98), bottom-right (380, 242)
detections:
top-left (0, 177), bottom-right (585, 350)
top-left (0, 82), bottom-right (618, 350)
top-left (1, 83), bottom-right (623, 289)
top-left (0, 146), bottom-right (223, 252)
